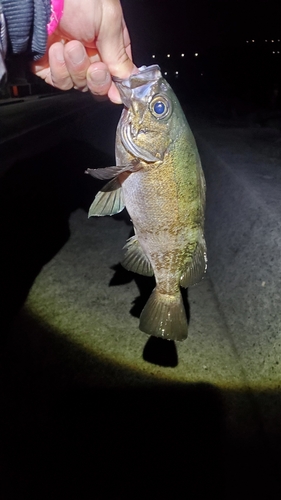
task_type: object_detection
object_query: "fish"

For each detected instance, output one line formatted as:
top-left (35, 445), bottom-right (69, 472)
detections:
top-left (86, 65), bottom-right (207, 341)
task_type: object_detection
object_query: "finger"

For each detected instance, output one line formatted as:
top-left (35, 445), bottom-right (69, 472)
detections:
top-left (97, 3), bottom-right (136, 79)
top-left (48, 42), bottom-right (73, 90)
top-left (31, 33), bottom-right (62, 76)
top-left (63, 41), bottom-right (91, 91)
top-left (108, 82), bottom-right (123, 104)
top-left (86, 61), bottom-right (112, 97)
top-left (33, 64), bottom-right (51, 82)
top-left (122, 20), bottom-right (133, 62)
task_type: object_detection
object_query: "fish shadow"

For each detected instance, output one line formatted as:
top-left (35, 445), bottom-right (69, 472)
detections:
top-left (143, 336), bottom-right (179, 367)
top-left (109, 263), bottom-right (156, 317)
top-left (109, 263), bottom-right (190, 368)
top-left (0, 139), bottom-right (114, 342)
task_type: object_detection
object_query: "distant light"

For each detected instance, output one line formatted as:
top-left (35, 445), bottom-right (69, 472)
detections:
top-left (272, 51), bottom-right (275, 54)
top-left (272, 40), bottom-right (274, 42)
top-left (252, 40), bottom-right (255, 42)
top-left (181, 53), bottom-right (185, 57)
top-left (164, 72), bottom-right (168, 75)
top-left (152, 54), bottom-right (155, 58)
top-left (278, 40), bottom-right (281, 42)
top-left (167, 54), bottom-right (170, 58)
top-left (246, 40), bottom-right (249, 43)
top-left (277, 51), bottom-right (280, 54)
top-left (201, 73), bottom-right (204, 76)
top-left (175, 71), bottom-right (179, 75)
top-left (265, 39), bottom-right (268, 42)
top-left (194, 53), bottom-right (199, 57)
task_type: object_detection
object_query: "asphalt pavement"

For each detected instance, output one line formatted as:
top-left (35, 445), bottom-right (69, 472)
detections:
top-left (1, 92), bottom-right (281, 498)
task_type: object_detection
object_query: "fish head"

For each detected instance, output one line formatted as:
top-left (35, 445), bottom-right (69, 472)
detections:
top-left (114, 65), bottom-right (186, 164)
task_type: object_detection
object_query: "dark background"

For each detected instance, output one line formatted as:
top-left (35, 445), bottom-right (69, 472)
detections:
top-left (122, 0), bottom-right (281, 53)
top-left (4, 0), bottom-right (281, 111)
top-left (121, 0), bottom-right (281, 110)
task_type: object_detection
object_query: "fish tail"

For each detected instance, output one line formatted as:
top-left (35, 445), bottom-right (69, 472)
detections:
top-left (139, 289), bottom-right (188, 341)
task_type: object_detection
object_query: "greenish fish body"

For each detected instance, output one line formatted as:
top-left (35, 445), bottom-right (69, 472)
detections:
top-left (87, 65), bottom-right (206, 341)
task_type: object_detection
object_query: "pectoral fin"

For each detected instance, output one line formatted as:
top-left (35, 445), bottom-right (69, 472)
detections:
top-left (86, 166), bottom-right (127, 180)
top-left (87, 164), bottom-right (141, 217)
top-left (88, 185), bottom-right (125, 217)
top-left (180, 234), bottom-right (207, 287)
top-left (86, 163), bottom-right (140, 180)
top-left (122, 235), bottom-right (154, 276)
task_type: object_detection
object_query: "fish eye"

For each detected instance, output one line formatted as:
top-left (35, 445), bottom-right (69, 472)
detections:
top-left (149, 95), bottom-right (171, 119)
top-left (154, 101), bottom-right (165, 115)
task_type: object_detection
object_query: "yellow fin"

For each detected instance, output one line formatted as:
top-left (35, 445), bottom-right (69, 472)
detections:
top-left (180, 234), bottom-right (207, 288)
top-left (122, 236), bottom-right (154, 276)
top-left (139, 289), bottom-right (188, 341)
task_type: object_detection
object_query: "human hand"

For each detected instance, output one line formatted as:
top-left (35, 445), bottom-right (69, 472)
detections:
top-left (32, 0), bottom-right (136, 103)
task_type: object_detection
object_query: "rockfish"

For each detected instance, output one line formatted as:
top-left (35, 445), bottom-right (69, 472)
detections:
top-left (87, 65), bottom-right (207, 341)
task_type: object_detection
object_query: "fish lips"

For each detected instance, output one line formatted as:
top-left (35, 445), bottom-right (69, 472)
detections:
top-left (113, 65), bottom-right (162, 108)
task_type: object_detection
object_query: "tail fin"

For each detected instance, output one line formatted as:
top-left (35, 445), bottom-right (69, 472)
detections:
top-left (139, 289), bottom-right (188, 341)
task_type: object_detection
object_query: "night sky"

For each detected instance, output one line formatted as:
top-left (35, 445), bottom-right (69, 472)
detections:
top-left (122, 0), bottom-right (281, 61)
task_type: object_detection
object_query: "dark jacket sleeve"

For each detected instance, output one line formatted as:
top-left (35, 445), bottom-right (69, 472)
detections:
top-left (1, 0), bottom-right (51, 59)
top-left (32, 0), bottom-right (51, 60)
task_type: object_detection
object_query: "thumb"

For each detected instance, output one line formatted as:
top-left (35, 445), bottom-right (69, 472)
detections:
top-left (96, 11), bottom-right (136, 79)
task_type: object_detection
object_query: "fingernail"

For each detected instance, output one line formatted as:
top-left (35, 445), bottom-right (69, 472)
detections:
top-left (68, 45), bottom-right (86, 64)
top-left (55, 50), bottom-right (64, 62)
top-left (89, 69), bottom-right (109, 86)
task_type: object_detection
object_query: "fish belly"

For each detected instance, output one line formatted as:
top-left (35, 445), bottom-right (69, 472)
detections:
top-left (121, 163), bottom-right (197, 341)
top-left (122, 161), bottom-right (198, 280)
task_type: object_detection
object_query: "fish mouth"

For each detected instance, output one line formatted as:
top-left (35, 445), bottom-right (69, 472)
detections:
top-left (114, 66), bottom-right (164, 163)
top-left (121, 121), bottom-right (161, 163)
top-left (113, 65), bottom-right (162, 104)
